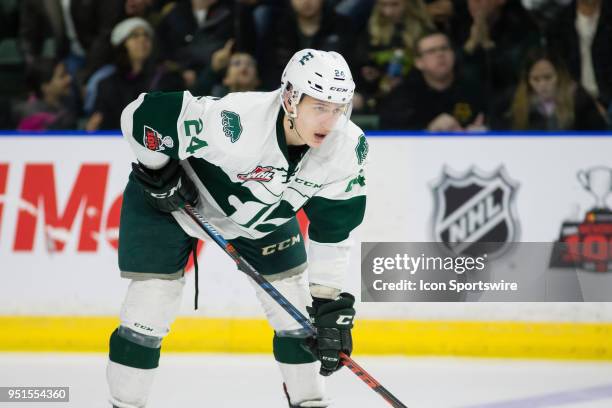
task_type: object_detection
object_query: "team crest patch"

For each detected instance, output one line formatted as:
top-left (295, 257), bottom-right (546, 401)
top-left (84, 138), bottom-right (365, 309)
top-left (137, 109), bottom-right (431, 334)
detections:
top-left (221, 110), bottom-right (242, 143)
top-left (431, 166), bottom-right (519, 259)
top-left (143, 126), bottom-right (174, 152)
top-left (238, 166), bottom-right (275, 182)
top-left (355, 134), bottom-right (368, 165)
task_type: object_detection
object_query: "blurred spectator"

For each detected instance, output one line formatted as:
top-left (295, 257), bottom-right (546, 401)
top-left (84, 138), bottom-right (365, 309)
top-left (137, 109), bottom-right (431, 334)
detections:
top-left (86, 18), bottom-right (158, 130)
top-left (521, 0), bottom-right (572, 33)
top-left (18, 0), bottom-right (124, 84)
top-left (424, 0), bottom-right (454, 32)
top-left (156, 0), bottom-right (233, 89)
top-left (261, 0), bottom-right (354, 89)
top-left (0, 98), bottom-right (13, 129)
top-left (193, 50), bottom-right (261, 97)
top-left (379, 31), bottom-right (484, 131)
top-left (523, 0), bottom-right (572, 10)
top-left (82, 65), bottom-right (118, 116)
top-left (235, 0), bottom-right (286, 71)
top-left (0, 0), bottom-right (24, 103)
top-left (14, 59), bottom-right (77, 130)
top-left (452, 0), bottom-right (540, 102)
top-left (0, 0), bottom-right (19, 40)
top-left (122, 0), bottom-right (174, 27)
top-left (82, 0), bottom-right (179, 116)
top-left (124, 0), bottom-right (154, 17)
top-left (332, 0), bottom-right (376, 32)
top-left (548, 0), bottom-right (612, 109)
top-left (492, 48), bottom-right (607, 130)
top-left (354, 0), bottom-right (434, 112)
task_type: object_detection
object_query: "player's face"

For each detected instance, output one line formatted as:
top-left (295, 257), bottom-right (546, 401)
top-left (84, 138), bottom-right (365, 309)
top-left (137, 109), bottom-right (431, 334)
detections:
top-left (296, 95), bottom-right (347, 148)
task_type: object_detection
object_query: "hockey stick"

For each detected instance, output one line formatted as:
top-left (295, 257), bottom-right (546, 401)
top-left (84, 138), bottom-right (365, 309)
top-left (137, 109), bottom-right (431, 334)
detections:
top-left (182, 204), bottom-right (408, 408)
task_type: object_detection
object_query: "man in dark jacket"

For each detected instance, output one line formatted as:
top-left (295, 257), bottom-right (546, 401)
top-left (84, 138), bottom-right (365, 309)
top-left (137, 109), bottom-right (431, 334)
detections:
top-left (548, 0), bottom-right (612, 108)
top-left (379, 31), bottom-right (485, 131)
top-left (261, 0), bottom-right (354, 89)
top-left (451, 0), bottom-right (541, 99)
top-left (156, 0), bottom-right (233, 73)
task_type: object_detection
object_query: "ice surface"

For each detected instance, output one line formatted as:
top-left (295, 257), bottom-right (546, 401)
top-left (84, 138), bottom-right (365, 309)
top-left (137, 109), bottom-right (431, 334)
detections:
top-left (0, 353), bottom-right (611, 407)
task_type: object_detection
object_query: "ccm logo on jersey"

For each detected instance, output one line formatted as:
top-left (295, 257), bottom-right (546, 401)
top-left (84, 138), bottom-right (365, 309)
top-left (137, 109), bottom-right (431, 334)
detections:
top-left (144, 126), bottom-right (174, 152)
top-left (261, 234), bottom-right (301, 255)
top-left (295, 177), bottom-right (322, 188)
top-left (238, 166), bottom-right (275, 182)
top-left (336, 315), bottom-right (354, 325)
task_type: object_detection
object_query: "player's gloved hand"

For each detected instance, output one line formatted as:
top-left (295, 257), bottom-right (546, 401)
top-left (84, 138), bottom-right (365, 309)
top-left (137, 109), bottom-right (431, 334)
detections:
top-left (306, 292), bottom-right (355, 376)
top-left (131, 159), bottom-right (199, 212)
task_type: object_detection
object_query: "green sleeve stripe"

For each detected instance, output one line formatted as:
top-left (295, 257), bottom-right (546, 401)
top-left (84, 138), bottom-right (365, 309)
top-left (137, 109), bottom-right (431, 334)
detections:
top-left (132, 91), bottom-right (184, 159)
top-left (304, 195), bottom-right (366, 243)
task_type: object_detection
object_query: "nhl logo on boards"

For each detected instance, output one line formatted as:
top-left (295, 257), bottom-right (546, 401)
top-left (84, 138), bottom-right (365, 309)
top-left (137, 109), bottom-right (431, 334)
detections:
top-left (431, 166), bottom-right (520, 259)
top-left (238, 166), bottom-right (275, 182)
top-left (143, 126), bottom-right (174, 152)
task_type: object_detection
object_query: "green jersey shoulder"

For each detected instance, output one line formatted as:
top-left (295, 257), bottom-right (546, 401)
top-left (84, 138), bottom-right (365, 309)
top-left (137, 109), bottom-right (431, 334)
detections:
top-left (121, 90), bottom-right (282, 165)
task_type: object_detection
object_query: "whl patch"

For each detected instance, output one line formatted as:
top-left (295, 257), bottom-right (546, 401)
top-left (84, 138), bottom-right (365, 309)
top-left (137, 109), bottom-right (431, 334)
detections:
top-left (238, 166), bottom-right (275, 182)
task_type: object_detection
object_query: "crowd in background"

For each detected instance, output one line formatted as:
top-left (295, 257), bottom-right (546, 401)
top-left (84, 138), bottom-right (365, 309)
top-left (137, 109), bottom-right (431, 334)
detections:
top-left (0, 0), bottom-right (610, 132)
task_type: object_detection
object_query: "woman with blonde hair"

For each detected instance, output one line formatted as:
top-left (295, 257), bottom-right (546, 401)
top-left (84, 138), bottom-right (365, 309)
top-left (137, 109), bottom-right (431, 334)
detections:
top-left (354, 0), bottom-right (434, 111)
top-left (497, 48), bottom-right (607, 130)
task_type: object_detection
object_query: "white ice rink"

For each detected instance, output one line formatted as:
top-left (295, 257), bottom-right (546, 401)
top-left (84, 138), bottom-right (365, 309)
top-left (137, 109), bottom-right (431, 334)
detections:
top-left (1, 353), bottom-right (611, 407)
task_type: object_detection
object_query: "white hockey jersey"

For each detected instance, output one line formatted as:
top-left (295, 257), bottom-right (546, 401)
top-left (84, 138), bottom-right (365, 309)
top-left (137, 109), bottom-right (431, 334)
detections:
top-left (120, 90), bottom-right (368, 290)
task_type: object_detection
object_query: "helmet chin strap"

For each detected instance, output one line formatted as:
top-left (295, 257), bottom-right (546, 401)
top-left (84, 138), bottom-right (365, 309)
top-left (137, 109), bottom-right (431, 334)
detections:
top-left (286, 97), bottom-right (308, 146)
top-left (288, 115), bottom-right (307, 145)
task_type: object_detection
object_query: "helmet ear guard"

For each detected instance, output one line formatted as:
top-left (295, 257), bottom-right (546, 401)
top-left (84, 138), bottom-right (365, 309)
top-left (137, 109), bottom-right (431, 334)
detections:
top-left (281, 82), bottom-right (301, 119)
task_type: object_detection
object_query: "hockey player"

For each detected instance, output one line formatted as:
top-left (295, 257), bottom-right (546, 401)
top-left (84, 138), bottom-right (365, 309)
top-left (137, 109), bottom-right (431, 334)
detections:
top-left (107, 49), bottom-right (368, 407)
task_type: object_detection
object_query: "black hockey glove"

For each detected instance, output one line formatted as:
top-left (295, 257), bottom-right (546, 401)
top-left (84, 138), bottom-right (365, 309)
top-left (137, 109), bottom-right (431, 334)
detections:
top-left (131, 160), bottom-right (199, 213)
top-left (306, 292), bottom-right (355, 376)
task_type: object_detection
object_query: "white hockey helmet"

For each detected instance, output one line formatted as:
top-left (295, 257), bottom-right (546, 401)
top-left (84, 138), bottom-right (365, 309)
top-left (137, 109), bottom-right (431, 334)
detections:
top-left (280, 49), bottom-right (355, 118)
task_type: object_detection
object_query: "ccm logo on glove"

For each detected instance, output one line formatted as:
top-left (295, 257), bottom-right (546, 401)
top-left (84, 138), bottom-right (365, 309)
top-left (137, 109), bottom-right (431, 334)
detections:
top-left (149, 178), bottom-right (182, 199)
top-left (130, 160), bottom-right (199, 212)
top-left (336, 315), bottom-right (354, 325)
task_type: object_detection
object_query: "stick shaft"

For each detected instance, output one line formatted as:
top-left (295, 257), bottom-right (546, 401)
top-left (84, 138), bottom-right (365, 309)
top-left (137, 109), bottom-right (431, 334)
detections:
top-left (182, 204), bottom-right (408, 408)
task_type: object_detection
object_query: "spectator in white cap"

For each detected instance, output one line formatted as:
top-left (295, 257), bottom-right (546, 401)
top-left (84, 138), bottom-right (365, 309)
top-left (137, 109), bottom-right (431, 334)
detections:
top-left (86, 17), bottom-right (157, 131)
top-left (110, 17), bottom-right (154, 47)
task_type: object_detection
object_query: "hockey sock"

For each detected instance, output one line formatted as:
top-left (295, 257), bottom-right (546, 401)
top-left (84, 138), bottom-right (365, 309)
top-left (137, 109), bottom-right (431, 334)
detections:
top-left (273, 332), bottom-right (317, 364)
top-left (109, 328), bottom-right (161, 369)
